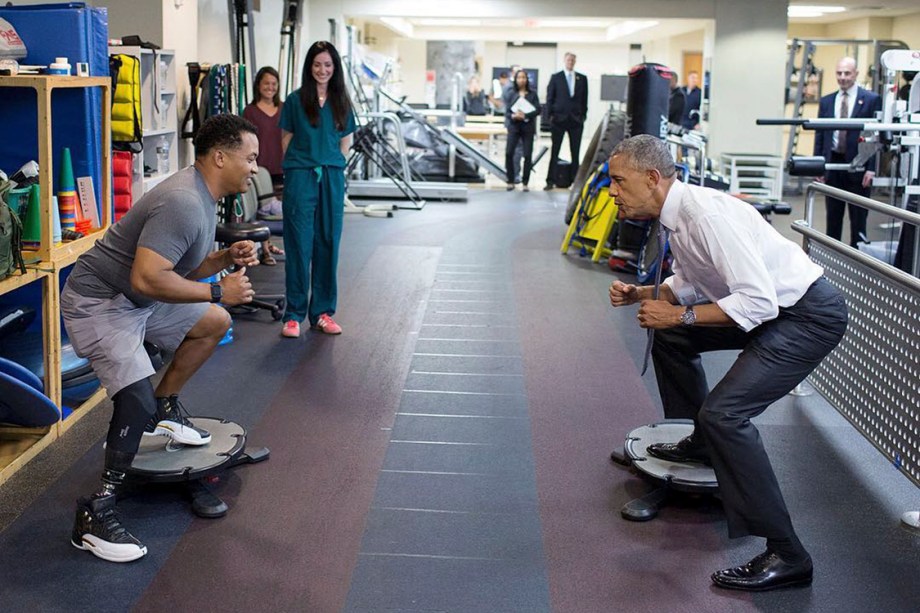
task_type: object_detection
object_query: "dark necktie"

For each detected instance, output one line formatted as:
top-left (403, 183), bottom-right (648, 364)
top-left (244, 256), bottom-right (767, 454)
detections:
top-left (640, 222), bottom-right (669, 376)
top-left (836, 91), bottom-right (849, 154)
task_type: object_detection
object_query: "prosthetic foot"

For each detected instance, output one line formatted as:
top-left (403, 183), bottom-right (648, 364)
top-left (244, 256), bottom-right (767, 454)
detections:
top-left (71, 450), bottom-right (147, 563)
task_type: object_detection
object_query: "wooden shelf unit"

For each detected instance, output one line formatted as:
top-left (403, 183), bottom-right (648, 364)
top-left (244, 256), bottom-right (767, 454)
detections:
top-left (0, 75), bottom-right (113, 486)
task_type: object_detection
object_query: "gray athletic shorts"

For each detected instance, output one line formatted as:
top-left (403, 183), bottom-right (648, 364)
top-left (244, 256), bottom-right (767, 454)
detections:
top-left (60, 283), bottom-right (210, 397)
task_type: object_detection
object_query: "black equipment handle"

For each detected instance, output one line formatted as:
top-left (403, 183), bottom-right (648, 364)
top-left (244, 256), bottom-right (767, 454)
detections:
top-left (756, 118), bottom-right (807, 125)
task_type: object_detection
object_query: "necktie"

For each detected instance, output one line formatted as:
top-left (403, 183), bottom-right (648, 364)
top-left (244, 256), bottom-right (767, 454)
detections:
top-left (640, 222), bottom-right (669, 376)
top-left (836, 91), bottom-right (849, 154)
top-left (567, 72), bottom-right (574, 97)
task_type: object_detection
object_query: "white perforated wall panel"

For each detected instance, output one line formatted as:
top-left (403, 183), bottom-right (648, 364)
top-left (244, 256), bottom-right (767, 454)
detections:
top-left (807, 242), bottom-right (920, 487)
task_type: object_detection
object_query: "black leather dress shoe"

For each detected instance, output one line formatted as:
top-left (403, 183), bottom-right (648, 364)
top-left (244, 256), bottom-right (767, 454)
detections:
top-left (712, 550), bottom-right (813, 592)
top-left (543, 183), bottom-right (555, 191)
top-left (646, 435), bottom-right (711, 465)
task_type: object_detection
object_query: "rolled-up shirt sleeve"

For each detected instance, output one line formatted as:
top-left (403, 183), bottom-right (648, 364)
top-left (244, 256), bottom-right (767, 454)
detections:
top-left (664, 214), bottom-right (780, 332)
top-left (699, 215), bottom-right (779, 331)
top-left (663, 270), bottom-right (705, 306)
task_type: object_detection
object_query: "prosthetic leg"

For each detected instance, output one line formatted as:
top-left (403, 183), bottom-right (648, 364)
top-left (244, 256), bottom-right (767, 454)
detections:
top-left (72, 380), bottom-right (156, 562)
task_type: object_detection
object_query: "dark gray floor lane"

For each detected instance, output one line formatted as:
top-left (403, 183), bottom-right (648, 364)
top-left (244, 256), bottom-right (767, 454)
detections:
top-left (345, 253), bottom-right (550, 613)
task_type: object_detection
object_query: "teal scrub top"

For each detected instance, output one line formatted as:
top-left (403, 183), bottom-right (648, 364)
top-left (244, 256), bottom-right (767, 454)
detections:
top-left (280, 89), bottom-right (357, 170)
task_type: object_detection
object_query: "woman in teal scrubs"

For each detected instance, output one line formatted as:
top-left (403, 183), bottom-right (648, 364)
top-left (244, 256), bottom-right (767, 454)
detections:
top-left (279, 40), bottom-right (356, 338)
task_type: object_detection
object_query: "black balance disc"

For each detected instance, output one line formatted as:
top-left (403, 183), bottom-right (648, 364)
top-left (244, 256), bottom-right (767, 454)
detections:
top-left (124, 417), bottom-right (269, 518)
top-left (612, 419), bottom-right (718, 522)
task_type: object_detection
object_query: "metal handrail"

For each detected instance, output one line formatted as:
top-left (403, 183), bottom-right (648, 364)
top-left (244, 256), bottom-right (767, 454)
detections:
top-left (358, 111), bottom-right (413, 182)
top-left (804, 182), bottom-right (920, 275)
top-left (792, 220), bottom-right (920, 293)
top-left (804, 182), bottom-right (920, 227)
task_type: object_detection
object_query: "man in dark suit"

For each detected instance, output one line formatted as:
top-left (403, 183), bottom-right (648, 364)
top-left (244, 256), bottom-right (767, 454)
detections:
top-left (544, 52), bottom-right (588, 190)
top-left (668, 72), bottom-right (686, 127)
top-left (814, 57), bottom-right (881, 247)
top-left (680, 71), bottom-right (701, 131)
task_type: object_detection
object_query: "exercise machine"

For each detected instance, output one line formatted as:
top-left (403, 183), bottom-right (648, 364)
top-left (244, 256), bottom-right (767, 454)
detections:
top-left (782, 38), bottom-right (908, 192)
top-left (764, 48), bottom-right (920, 275)
top-left (342, 26), bottom-right (518, 204)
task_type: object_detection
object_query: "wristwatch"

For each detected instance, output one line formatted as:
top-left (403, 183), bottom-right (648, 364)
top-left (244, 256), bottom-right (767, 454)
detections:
top-left (680, 305), bottom-right (696, 327)
top-left (209, 282), bottom-right (223, 304)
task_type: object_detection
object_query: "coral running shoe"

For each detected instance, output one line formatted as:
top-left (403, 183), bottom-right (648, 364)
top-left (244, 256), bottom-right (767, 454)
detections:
top-left (281, 320), bottom-right (301, 338)
top-left (313, 314), bottom-right (342, 335)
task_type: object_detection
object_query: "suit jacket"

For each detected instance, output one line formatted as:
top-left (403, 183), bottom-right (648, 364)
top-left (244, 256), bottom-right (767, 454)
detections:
top-left (669, 87), bottom-right (686, 125)
top-left (503, 89), bottom-right (541, 131)
top-left (680, 86), bottom-right (701, 130)
top-left (545, 70), bottom-right (588, 126)
top-left (814, 86), bottom-right (881, 163)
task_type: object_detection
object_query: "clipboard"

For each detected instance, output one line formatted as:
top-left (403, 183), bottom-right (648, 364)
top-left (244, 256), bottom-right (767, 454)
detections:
top-left (510, 96), bottom-right (536, 115)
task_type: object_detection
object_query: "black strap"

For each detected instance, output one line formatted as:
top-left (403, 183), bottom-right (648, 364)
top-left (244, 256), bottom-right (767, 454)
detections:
top-left (182, 63), bottom-right (204, 139)
top-left (108, 55), bottom-right (122, 106)
top-left (12, 208), bottom-right (25, 275)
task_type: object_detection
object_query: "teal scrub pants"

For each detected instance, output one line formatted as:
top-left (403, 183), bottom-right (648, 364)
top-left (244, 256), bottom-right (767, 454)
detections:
top-left (281, 166), bottom-right (344, 326)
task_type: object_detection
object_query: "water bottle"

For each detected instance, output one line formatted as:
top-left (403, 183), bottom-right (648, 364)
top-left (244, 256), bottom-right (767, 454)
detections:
top-left (156, 137), bottom-right (170, 175)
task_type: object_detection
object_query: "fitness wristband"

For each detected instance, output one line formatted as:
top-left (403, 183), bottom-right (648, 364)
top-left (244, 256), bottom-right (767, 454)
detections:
top-left (209, 282), bottom-right (223, 303)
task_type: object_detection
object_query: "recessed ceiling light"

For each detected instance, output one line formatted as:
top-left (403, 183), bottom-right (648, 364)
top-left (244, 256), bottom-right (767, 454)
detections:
top-left (533, 19), bottom-right (606, 29)
top-left (607, 20), bottom-right (659, 41)
top-left (788, 5), bottom-right (846, 17)
top-left (414, 18), bottom-right (483, 27)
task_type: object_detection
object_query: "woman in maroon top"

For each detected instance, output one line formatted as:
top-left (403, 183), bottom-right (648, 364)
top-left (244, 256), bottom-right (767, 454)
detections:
top-left (243, 66), bottom-right (285, 265)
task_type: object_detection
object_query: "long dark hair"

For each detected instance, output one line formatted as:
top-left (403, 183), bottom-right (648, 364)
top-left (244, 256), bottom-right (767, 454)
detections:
top-left (299, 41), bottom-right (352, 130)
top-left (514, 70), bottom-right (531, 94)
top-left (251, 66), bottom-right (281, 107)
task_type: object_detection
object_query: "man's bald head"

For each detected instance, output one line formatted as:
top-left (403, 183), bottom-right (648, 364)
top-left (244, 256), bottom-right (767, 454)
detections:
top-left (835, 57), bottom-right (858, 91)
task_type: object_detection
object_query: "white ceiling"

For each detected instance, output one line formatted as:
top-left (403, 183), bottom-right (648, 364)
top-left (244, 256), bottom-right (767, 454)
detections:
top-left (368, 3), bottom-right (920, 45)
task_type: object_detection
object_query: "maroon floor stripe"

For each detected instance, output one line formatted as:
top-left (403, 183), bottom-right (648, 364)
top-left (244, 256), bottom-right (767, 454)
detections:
top-left (133, 246), bottom-right (440, 612)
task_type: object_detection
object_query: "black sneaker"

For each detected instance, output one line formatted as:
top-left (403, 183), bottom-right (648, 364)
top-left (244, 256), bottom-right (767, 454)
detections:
top-left (71, 494), bottom-right (147, 563)
top-left (143, 395), bottom-right (211, 446)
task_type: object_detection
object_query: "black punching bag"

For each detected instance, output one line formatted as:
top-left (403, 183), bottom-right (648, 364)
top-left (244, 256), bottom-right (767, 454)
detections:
top-left (626, 63), bottom-right (673, 140)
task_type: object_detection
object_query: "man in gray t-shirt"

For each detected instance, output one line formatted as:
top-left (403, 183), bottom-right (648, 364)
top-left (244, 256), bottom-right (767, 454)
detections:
top-left (68, 166), bottom-right (219, 308)
top-left (62, 114), bottom-right (261, 564)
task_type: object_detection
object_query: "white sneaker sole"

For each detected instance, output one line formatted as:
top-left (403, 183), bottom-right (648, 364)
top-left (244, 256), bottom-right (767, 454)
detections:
top-left (142, 424), bottom-right (211, 446)
top-left (73, 535), bottom-right (147, 563)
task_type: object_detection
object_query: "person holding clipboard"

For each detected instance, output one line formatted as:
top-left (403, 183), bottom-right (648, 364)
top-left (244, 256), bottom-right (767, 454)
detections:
top-left (503, 70), bottom-right (541, 191)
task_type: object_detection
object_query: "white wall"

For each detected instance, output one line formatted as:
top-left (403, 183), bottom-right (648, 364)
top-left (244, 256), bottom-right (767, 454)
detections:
top-left (708, 1), bottom-right (787, 157)
top-left (161, 0), bottom-right (199, 167)
top-left (892, 14), bottom-right (920, 48)
top-left (106, 1), bottom-right (162, 46)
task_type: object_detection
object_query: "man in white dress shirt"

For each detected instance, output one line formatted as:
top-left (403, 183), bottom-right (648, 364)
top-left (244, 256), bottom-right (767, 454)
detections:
top-left (607, 135), bottom-right (848, 591)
